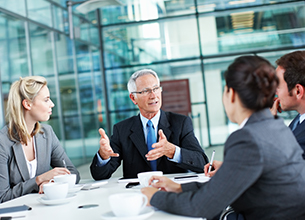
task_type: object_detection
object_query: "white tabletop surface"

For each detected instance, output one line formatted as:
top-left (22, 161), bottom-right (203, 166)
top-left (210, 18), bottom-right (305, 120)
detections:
top-left (0, 173), bottom-right (209, 220)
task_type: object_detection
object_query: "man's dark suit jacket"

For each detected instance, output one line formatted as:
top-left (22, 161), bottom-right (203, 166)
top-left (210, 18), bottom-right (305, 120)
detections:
top-left (150, 109), bottom-right (305, 220)
top-left (289, 114), bottom-right (305, 159)
top-left (90, 110), bottom-right (209, 180)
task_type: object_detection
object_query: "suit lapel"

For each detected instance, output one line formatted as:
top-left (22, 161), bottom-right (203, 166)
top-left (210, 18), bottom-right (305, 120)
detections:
top-left (156, 111), bottom-right (172, 166)
top-left (35, 132), bottom-right (46, 175)
top-left (293, 120), bottom-right (305, 137)
top-left (129, 115), bottom-right (151, 167)
top-left (158, 111), bottom-right (171, 141)
top-left (12, 143), bottom-right (30, 181)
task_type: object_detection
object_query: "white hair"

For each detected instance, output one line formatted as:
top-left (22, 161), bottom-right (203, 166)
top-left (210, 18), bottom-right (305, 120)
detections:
top-left (127, 69), bottom-right (160, 96)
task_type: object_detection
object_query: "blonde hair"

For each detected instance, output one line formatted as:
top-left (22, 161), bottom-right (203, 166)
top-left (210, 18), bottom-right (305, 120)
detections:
top-left (6, 76), bottom-right (47, 144)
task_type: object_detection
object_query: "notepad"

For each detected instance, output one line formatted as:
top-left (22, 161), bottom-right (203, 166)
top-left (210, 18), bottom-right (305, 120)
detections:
top-left (0, 204), bottom-right (31, 218)
top-left (81, 180), bottom-right (108, 190)
top-left (117, 178), bottom-right (139, 183)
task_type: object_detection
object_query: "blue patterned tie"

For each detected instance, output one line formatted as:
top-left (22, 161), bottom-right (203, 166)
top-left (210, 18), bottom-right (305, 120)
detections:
top-left (147, 120), bottom-right (157, 171)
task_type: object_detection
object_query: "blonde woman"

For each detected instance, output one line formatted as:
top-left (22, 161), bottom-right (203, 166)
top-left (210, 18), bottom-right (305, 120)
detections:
top-left (0, 76), bottom-right (80, 203)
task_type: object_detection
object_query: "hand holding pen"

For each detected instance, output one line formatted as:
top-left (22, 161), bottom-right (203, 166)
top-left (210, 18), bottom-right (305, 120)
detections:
top-left (204, 151), bottom-right (223, 177)
top-left (62, 159), bottom-right (67, 169)
top-left (208, 150), bottom-right (215, 173)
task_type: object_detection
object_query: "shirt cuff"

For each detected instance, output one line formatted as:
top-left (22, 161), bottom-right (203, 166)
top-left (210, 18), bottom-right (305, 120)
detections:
top-left (96, 152), bottom-right (110, 167)
top-left (167, 146), bottom-right (181, 163)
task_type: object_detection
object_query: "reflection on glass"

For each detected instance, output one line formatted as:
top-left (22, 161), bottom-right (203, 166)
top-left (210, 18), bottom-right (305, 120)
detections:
top-left (59, 74), bottom-right (79, 117)
top-left (101, 1), bottom-right (196, 25)
top-left (0, 13), bottom-right (28, 82)
top-left (29, 23), bottom-right (54, 77)
top-left (73, 16), bottom-right (91, 42)
top-left (76, 41), bottom-right (91, 72)
top-left (0, 0), bottom-right (26, 16)
top-left (78, 72), bottom-right (95, 114)
top-left (89, 23), bottom-right (99, 45)
top-left (197, 0), bottom-right (300, 12)
top-left (82, 114), bottom-right (99, 156)
top-left (55, 34), bottom-right (74, 74)
top-left (63, 115), bottom-right (83, 162)
top-left (192, 104), bottom-right (209, 147)
top-left (27, 0), bottom-right (52, 27)
top-left (53, 5), bottom-right (64, 32)
top-left (103, 16), bottom-right (199, 67)
top-left (200, 3), bottom-right (305, 55)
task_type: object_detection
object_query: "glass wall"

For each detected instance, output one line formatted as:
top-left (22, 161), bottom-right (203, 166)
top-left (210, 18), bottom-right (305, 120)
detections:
top-left (0, 0), bottom-right (102, 166)
top-left (0, 0), bottom-right (304, 168)
top-left (102, 0), bottom-right (305, 147)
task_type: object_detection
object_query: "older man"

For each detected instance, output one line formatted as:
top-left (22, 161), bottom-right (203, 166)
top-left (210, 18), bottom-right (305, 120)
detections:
top-left (271, 50), bottom-right (305, 159)
top-left (90, 69), bottom-right (209, 180)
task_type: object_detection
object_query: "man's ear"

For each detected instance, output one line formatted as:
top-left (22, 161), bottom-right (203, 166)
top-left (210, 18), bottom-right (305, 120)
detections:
top-left (22, 99), bottom-right (31, 110)
top-left (295, 84), bottom-right (305, 100)
top-left (129, 93), bottom-right (137, 105)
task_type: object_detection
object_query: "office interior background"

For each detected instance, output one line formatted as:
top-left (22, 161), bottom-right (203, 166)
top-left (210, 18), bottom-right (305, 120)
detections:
top-left (0, 0), bottom-right (304, 167)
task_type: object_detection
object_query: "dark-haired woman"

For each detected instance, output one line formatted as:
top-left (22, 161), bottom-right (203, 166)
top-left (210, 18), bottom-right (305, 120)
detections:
top-left (141, 56), bottom-right (305, 220)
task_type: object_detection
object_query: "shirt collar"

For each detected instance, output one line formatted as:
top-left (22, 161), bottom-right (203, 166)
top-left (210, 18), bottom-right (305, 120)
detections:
top-left (140, 110), bottom-right (161, 129)
top-left (299, 113), bottom-right (305, 124)
top-left (239, 117), bottom-right (249, 129)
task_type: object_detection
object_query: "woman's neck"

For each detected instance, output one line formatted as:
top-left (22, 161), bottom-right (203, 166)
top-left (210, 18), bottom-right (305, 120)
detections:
top-left (235, 108), bottom-right (253, 125)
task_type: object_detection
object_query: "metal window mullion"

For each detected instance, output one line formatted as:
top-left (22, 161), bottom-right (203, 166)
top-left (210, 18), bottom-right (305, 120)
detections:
top-left (50, 4), bottom-right (66, 150)
top-left (194, 0), bottom-right (211, 147)
top-left (71, 40), bottom-right (87, 162)
top-left (97, 8), bottom-right (111, 134)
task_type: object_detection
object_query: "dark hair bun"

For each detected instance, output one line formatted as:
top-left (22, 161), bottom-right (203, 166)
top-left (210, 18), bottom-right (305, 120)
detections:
top-left (225, 56), bottom-right (278, 111)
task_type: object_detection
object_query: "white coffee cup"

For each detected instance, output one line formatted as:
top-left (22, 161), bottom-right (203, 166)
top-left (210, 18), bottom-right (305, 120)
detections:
top-left (137, 171), bottom-right (163, 187)
top-left (109, 193), bottom-right (147, 217)
top-left (52, 174), bottom-right (76, 188)
top-left (43, 182), bottom-right (69, 200)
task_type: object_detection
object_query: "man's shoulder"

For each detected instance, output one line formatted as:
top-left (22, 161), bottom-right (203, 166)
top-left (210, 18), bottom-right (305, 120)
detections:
top-left (162, 111), bottom-right (189, 121)
top-left (115, 115), bottom-right (139, 127)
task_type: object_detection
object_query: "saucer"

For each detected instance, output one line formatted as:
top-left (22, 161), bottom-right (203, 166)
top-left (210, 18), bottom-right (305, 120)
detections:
top-left (68, 185), bottom-right (83, 194)
top-left (37, 194), bottom-right (76, 206)
top-left (101, 207), bottom-right (154, 220)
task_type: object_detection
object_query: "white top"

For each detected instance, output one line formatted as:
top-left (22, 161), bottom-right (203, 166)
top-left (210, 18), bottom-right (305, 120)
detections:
top-left (22, 138), bottom-right (37, 179)
top-left (239, 117), bottom-right (249, 129)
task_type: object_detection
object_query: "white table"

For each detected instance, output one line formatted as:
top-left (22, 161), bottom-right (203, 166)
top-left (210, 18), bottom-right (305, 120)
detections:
top-left (0, 174), bottom-right (209, 220)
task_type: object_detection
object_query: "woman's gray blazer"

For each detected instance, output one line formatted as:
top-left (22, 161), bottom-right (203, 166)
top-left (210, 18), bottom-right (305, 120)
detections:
top-left (151, 109), bottom-right (305, 220)
top-left (0, 124), bottom-right (80, 203)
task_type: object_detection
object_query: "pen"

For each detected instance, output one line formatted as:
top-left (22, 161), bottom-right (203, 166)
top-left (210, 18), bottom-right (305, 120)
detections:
top-left (208, 150), bottom-right (215, 173)
top-left (62, 159), bottom-right (67, 169)
top-left (174, 175), bottom-right (199, 180)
